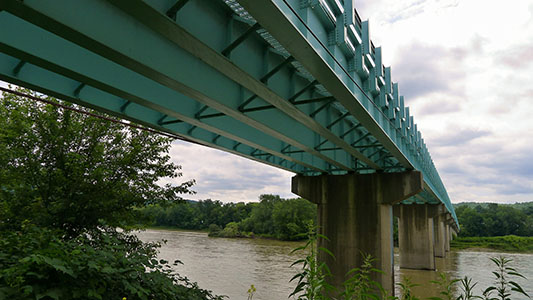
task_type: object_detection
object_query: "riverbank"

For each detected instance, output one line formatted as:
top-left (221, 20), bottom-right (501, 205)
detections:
top-left (450, 235), bottom-right (533, 253)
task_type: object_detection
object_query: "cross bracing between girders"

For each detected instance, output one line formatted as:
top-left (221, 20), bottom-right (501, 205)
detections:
top-left (0, 0), bottom-right (457, 224)
top-left (0, 0), bottom-right (392, 172)
top-left (127, 0), bottom-right (398, 171)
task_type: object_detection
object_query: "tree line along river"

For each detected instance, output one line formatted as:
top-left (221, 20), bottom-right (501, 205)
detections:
top-left (136, 229), bottom-right (533, 300)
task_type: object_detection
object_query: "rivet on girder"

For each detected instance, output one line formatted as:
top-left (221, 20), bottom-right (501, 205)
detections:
top-left (12, 60), bottom-right (26, 77)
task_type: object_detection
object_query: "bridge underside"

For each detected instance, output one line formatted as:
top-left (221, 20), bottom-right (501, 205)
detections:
top-left (0, 0), bottom-right (457, 226)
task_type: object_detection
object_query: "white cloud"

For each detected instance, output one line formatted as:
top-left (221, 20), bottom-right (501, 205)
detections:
top-left (359, 0), bottom-right (533, 203)
top-left (3, 0), bottom-right (533, 205)
top-left (161, 140), bottom-right (294, 203)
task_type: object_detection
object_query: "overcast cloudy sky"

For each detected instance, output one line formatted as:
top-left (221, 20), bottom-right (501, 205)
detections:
top-left (2, 0), bottom-right (532, 204)
top-left (168, 0), bottom-right (533, 204)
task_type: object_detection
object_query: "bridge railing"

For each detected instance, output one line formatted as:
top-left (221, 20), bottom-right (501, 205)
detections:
top-left (240, 0), bottom-right (457, 224)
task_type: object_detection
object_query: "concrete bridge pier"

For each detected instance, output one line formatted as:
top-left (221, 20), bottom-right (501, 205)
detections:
top-left (398, 204), bottom-right (439, 270)
top-left (445, 218), bottom-right (452, 252)
top-left (292, 171), bottom-right (422, 295)
top-left (433, 205), bottom-right (447, 258)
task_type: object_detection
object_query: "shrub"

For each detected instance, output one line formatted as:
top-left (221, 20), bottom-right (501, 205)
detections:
top-left (0, 225), bottom-right (223, 300)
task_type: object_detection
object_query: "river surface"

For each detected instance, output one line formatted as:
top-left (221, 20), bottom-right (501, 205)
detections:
top-left (136, 229), bottom-right (533, 300)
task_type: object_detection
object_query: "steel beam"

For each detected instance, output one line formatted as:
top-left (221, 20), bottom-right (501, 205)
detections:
top-left (0, 53), bottom-right (322, 174)
top-left (0, 3), bottom-right (353, 171)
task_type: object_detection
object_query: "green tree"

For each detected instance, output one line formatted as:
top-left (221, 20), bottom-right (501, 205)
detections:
top-left (0, 87), bottom-right (220, 299)
top-left (272, 198), bottom-right (316, 240)
top-left (241, 194), bottom-right (281, 235)
top-left (0, 87), bottom-right (194, 235)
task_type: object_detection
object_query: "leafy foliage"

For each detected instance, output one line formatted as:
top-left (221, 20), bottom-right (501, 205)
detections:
top-left (483, 256), bottom-right (530, 300)
top-left (289, 226), bottom-right (334, 299)
top-left (454, 203), bottom-right (533, 237)
top-left (0, 87), bottom-right (194, 235)
top-left (427, 256), bottom-right (530, 300)
top-left (288, 231), bottom-right (530, 300)
top-left (0, 87), bottom-right (218, 299)
top-left (143, 194), bottom-right (317, 240)
top-left (340, 254), bottom-right (390, 300)
top-left (0, 225), bottom-right (222, 300)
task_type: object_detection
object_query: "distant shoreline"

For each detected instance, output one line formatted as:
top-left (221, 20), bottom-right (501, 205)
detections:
top-left (450, 235), bottom-right (533, 254)
top-left (145, 226), bottom-right (533, 253)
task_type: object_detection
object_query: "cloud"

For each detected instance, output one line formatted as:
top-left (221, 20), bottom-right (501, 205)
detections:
top-left (416, 96), bottom-right (461, 115)
top-left (496, 43), bottom-right (533, 68)
top-left (432, 127), bottom-right (492, 147)
top-left (384, 0), bottom-right (427, 24)
top-left (161, 140), bottom-right (294, 202)
top-left (432, 132), bottom-right (533, 203)
top-left (391, 42), bottom-right (467, 100)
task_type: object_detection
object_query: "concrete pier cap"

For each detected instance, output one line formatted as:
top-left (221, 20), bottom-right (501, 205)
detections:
top-left (291, 171), bottom-right (423, 296)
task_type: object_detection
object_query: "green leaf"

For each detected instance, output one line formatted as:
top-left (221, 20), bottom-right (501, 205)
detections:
top-left (509, 281), bottom-right (529, 297)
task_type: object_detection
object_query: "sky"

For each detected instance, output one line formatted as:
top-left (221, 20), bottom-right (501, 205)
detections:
top-left (169, 0), bottom-right (533, 204)
top-left (2, 0), bottom-right (533, 204)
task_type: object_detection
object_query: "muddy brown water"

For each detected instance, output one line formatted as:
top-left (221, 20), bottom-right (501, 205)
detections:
top-left (136, 229), bottom-right (533, 300)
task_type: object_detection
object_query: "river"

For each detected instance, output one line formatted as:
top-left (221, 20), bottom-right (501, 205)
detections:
top-left (136, 229), bottom-right (533, 300)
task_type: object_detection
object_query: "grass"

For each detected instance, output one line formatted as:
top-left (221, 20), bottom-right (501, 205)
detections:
top-left (450, 235), bottom-right (533, 253)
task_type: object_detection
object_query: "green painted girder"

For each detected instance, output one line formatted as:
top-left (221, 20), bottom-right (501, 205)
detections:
top-left (0, 31), bottom-right (333, 174)
top-left (0, 7), bottom-right (356, 173)
top-left (0, 52), bottom-right (311, 173)
top-left (236, 0), bottom-right (457, 224)
top-left (0, 0), bottom-right (457, 225)
top-left (0, 0), bottom-right (390, 173)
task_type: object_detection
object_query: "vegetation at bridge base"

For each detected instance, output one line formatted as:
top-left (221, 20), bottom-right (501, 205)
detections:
top-left (0, 87), bottom-right (222, 299)
top-left (284, 229), bottom-right (530, 300)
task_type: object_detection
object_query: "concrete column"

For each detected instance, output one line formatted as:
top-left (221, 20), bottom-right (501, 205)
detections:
top-left (444, 223), bottom-right (451, 252)
top-left (292, 171), bottom-right (422, 295)
top-left (450, 227), bottom-right (457, 240)
top-left (433, 205), bottom-right (447, 258)
top-left (398, 204), bottom-right (437, 270)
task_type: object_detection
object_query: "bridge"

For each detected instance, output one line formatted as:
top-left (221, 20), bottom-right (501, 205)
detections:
top-left (0, 0), bottom-right (458, 294)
